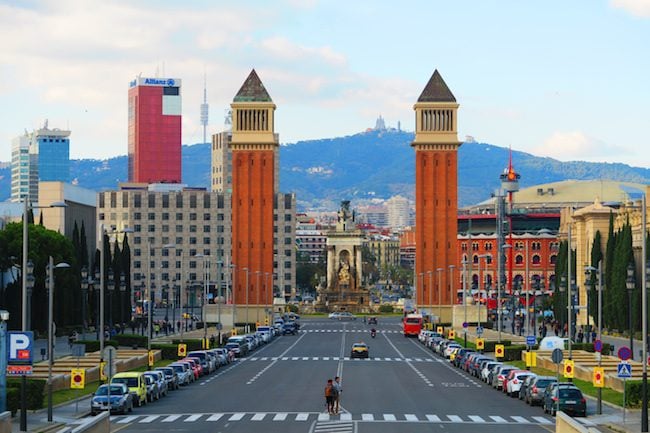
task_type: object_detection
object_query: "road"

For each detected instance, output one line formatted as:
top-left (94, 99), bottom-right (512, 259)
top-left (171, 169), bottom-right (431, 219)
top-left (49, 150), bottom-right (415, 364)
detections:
top-left (107, 317), bottom-right (575, 433)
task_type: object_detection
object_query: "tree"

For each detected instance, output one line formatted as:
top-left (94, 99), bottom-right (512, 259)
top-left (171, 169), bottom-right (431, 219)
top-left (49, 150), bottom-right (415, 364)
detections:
top-left (0, 222), bottom-right (78, 331)
top-left (588, 230), bottom-right (603, 321)
top-left (79, 221), bottom-right (89, 269)
top-left (603, 213), bottom-right (617, 329)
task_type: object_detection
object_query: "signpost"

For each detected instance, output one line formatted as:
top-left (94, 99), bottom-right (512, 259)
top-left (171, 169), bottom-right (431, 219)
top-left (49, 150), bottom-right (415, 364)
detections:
top-left (476, 338), bottom-right (485, 351)
top-left (178, 343), bottom-right (187, 358)
top-left (495, 344), bottom-right (504, 358)
top-left (619, 361), bottom-right (632, 424)
top-left (70, 369), bottom-right (85, 389)
top-left (526, 335), bottom-right (536, 347)
top-left (564, 359), bottom-right (575, 378)
top-left (71, 344), bottom-right (85, 413)
top-left (593, 367), bottom-right (605, 388)
top-left (552, 348), bottom-right (563, 416)
top-left (618, 346), bottom-right (632, 361)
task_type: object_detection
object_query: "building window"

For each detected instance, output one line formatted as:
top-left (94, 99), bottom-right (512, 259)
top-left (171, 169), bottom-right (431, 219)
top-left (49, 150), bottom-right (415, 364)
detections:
top-left (176, 213), bottom-right (183, 220)
top-left (284, 214), bottom-right (291, 222)
top-left (162, 194), bottom-right (169, 208)
top-left (203, 213), bottom-right (211, 221)
top-left (532, 242), bottom-right (541, 251)
top-left (532, 255), bottom-right (541, 265)
top-left (176, 194), bottom-right (183, 208)
top-left (461, 243), bottom-right (467, 251)
top-left (190, 195), bottom-right (197, 208)
top-left (190, 237), bottom-right (197, 245)
top-left (148, 213), bottom-right (155, 220)
top-left (134, 224), bottom-right (141, 232)
top-left (217, 213), bottom-right (224, 221)
top-left (176, 237), bottom-right (183, 245)
top-left (99, 193), bottom-right (105, 208)
top-left (472, 242), bottom-right (479, 251)
top-left (484, 242), bottom-right (493, 251)
top-left (203, 225), bottom-right (210, 232)
top-left (176, 225), bottom-right (183, 232)
top-left (134, 193), bottom-right (141, 208)
top-left (550, 254), bottom-right (557, 265)
top-left (204, 194), bottom-right (210, 208)
top-left (190, 213), bottom-right (197, 221)
top-left (162, 225), bottom-right (169, 232)
top-left (162, 213), bottom-right (169, 220)
top-left (134, 237), bottom-right (141, 244)
top-left (204, 237), bottom-right (210, 244)
top-left (515, 254), bottom-right (524, 265)
top-left (148, 194), bottom-right (155, 208)
top-left (148, 225), bottom-right (155, 232)
top-left (134, 212), bottom-right (141, 220)
top-left (190, 225), bottom-right (197, 233)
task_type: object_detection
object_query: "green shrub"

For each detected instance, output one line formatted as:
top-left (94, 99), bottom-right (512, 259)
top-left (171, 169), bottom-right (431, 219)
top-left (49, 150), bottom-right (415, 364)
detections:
top-left (114, 334), bottom-right (148, 348)
top-left (7, 378), bottom-right (46, 410)
top-left (171, 339), bottom-right (203, 351)
top-left (151, 343), bottom-right (179, 360)
top-left (570, 342), bottom-right (612, 356)
top-left (484, 340), bottom-right (512, 353)
top-left (503, 345), bottom-right (527, 361)
top-left (378, 305), bottom-right (394, 313)
top-left (625, 380), bottom-right (647, 407)
top-left (7, 387), bottom-right (19, 416)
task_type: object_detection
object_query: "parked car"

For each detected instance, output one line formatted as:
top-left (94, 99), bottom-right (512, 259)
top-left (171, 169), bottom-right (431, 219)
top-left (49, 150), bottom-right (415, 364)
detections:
top-left (90, 383), bottom-right (133, 415)
top-left (518, 373), bottom-right (538, 400)
top-left (144, 370), bottom-right (167, 398)
top-left (492, 365), bottom-right (516, 390)
top-left (543, 385), bottom-right (586, 417)
top-left (143, 373), bottom-right (160, 402)
top-left (444, 343), bottom-right (462, 359)
top-left (505, 371), bottom-right (533, 397)
top-left (154, 366), bottom-right (179, 390)
top-left (168, 363), bottom-right (192, 386)
top-left (111, 372), bottom-right (147, 407)
top-left (525, 376), bottom-right (557, 406)
top-left (211, 348), bottom-right (231, 365)
top-left (482, 361), bottom-right (501, 383)
top-left (188, 351), bottom-right (213, 374)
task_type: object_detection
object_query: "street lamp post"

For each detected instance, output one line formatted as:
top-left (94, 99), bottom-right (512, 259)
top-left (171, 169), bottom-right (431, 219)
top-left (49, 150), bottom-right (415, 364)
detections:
top-left (47, 256), bottom-right (70, 422)
top-left (626, 263), bottom-right (635, 355)
top-left (585, 263), bottom-right (603, 414)
top-left (499, 244), bottom-right (512, 342)
top-left (642, 258), bottom-right (649, 432)
top-left (449, 265), bottom-right (455, 323)
top-left (256, 271), bottom-right (261, 324)
top-left (427, 271), bottom-right (433, 322)
top-left (437, 268), bottom-right (443, 324)
top-left (119, 273), bottom-right (126, 326)
top-left (478, 254), bottom-right (490, 332)
top-left (147, 243), bottom-right (175, 363)
top-left (462, 258), bottom-right (468, 347)
top-left (0, 310), bottom-right (9, 413)
top-left (243, 268), bottom-right (249, 331)
top-left (107, 270), bottom-right (115, 328)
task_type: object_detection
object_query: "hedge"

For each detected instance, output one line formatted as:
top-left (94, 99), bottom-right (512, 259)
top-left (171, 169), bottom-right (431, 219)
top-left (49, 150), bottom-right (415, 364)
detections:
top-left (7, 378), bottom-right (46, 413)
top-left (151, 343), bottom-right (179, 360)
top-left (171, 339), bottom-right (203, 351)
top-left (625, 380), bottom-right (649, 407)
top-left (114, 334), bottom-right (148, 348)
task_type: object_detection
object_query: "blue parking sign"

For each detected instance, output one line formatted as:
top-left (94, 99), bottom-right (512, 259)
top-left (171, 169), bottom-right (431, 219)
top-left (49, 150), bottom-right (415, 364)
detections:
top-left (526, 335), bottom-right (536, 346)
top-left (8, 331), bottom-right (33, 364)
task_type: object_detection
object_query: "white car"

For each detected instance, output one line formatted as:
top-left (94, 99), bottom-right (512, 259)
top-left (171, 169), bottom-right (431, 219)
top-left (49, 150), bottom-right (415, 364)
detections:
top-left (506, 372), bottom-right (533, 397)
top-left (328, 312), bottom-right (340, 319)
top-left (482, 361), bottom-right (502, 383)
top-left (443, 343), bottom-right (462, 358)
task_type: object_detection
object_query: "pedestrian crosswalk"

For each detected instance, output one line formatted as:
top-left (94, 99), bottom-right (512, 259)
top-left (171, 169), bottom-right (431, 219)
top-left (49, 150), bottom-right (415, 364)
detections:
top-left (109, 411), bottom-right (566, 425)
top-left (243, 356), bottom-right (440, 362)
top-left (300, 329), bottom-right (400, 333)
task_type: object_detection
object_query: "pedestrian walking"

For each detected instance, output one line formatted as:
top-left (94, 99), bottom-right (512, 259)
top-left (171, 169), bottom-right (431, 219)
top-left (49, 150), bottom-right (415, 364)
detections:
top-left (324, 379), bottom-right (335, 414)
top-left (333, 376), bottom-right (342, 414)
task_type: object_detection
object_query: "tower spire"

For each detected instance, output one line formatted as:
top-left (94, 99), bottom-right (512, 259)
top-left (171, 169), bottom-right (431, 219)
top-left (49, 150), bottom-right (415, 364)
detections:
top-left (200, 71), bottom-right (209, 146)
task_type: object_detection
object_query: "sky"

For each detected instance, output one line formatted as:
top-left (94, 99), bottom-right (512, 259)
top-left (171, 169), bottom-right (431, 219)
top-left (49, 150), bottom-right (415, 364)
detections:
top-left (1, 0), bottom-right (649, 167)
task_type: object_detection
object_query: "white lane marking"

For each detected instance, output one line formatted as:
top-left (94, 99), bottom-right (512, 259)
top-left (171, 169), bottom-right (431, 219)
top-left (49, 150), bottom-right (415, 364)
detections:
top-left (383, 414), bottom-right (396, 421)
top-left (273, 413), bottom-right (288, 421)
top-left (532, 416), bottom-right (553, 424)
top-left (318, 413), bottom-right (330, 421)
top-left (292, 357), bottom-right (299, 360)
top-left (206, 414), bottom-right (224, 421)
top-left (139, 415), bottom-right (159, 423)
top-left (116, 415), bottom-right (138, 424)
top-left (426, 414), bottom-right (441, 422)
top-left (468, 415), bottom-right (486, 423)
top-left (362, 413), bottom-right (374, 421)
top-left (384, 357), bottom-right (392, 361)
top-left (161, 414), bottom-right (181, 422)
top-left (511, 416), bottom-right (530, 423)
top-left (246, 332), bottom-right (307, 385)
top-left (576, 418), bottom-right (595, 426)
top-left (303, 357), bottom-right (309, 360)
top-left (323, 357), bottom-right (330, 360)
top-left (228, 413), bottom-right (245, 421)
top-left (490, 416), bottom-right (508, 423)
top-left (184, 414), bottom-right (202, 422)
top-left (296, 413), bottom-right (309, 421)
top-left (340, 413), bottom-right (352, 421)
top-left (404, 414), bottom-right (418, 421)
top-left (251, 413), bottom-right (266, 421)
top-left (447, 415), bottom-right (463, 422)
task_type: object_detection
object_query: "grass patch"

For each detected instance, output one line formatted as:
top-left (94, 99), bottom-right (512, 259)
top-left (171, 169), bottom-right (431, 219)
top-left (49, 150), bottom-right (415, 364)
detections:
top-left (509, 360), bottom-right (625, 407)
top-left (45, 359), bottom-right (175, 407)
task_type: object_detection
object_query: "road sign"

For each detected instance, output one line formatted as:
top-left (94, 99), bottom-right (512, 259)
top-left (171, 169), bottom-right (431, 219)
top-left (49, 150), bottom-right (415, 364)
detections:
top-left (618, 362), bottom-right (632, 378)
top-left (551, 348), bottom-right (564, 364)
top-left (148, 350), bottom-right (154, 367)
top-left (564, 359), bottom-right (575, 378)
top-left (8, 331), bottom-right (33, 364)
top-left (178, 344), bottom-right (187, 357)
top-left (593, 367), bottom-right (605, 387)
top-left (231, 328), bottom-right (237, 336)
top-left (448, 329), bottom-right (455, 339)
top-left (476, 326), bottom-right (484, 336)
top-left (6, 365), bottom-right (32, 376)
top-left (495, 344), bottom-right (505, 358)
top-left (71, 344), bottom-right (85, 358)
top-left (618, 346), bottom-right (632, 361)
top-left (476, 338), bottom-right (485, 350)
top-left (102, 346), bottom-right (117, 362)
top-left (525, 351), bottom-right (537, 367)
top-left (436, 326), bottom-right (444, 334)
top-left (462, 322), bottom-right (468, 329)
top-left (526, 335), bottom-right (536, 346)
top-left (70, 368), bottom-right (85, 389)
top-left (594, 339), bottom-right (603, 353)
top-left (99, 362), bottom-right (107, 381)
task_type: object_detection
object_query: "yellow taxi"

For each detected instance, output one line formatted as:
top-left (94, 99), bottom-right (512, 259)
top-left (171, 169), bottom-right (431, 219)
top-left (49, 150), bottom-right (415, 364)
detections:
top-left (350, 343), bottom-right (369, 359)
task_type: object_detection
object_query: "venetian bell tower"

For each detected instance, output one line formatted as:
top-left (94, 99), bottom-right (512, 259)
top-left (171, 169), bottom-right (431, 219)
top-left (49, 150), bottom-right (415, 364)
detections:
top-left (230, 69), bottom-right (277, 321)
top-left (412, 70), bottom-right (461, 319)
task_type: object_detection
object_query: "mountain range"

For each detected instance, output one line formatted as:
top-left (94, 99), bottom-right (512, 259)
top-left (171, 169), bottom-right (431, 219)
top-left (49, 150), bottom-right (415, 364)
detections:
top-left (1, 129), bottom-right (649, 209)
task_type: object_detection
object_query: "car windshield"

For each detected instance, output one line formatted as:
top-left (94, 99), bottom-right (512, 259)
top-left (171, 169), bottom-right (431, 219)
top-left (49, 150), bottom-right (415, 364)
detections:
top-left (559, 389), bottom-right (582, 399)
top-left (113, 377), bottom-right (137, 387)
top-left (170, 365), bottom-right (184, 373)
top-left (96, 385), bottom-right (124, 396)
top-left (537, 379), bottom-right (554, 387)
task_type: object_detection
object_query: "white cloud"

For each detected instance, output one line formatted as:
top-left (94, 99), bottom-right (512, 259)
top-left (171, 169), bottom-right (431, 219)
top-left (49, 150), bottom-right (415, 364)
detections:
top-left (610, 0), bottom-right (650, 17)
top-left (259, 36), bottom-right (347, 67)
top-left (533, 131), bottom-right (626, 161)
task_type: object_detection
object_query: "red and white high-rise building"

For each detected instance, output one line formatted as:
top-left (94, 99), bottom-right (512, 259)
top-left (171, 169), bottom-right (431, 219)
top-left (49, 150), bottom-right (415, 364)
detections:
top-left (128, 77), bottom-right (182, 183)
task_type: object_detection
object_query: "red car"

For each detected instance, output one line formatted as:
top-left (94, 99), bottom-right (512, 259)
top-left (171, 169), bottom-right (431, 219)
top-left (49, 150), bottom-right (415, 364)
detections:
top-left (182, 358), bottom-right (201, 379)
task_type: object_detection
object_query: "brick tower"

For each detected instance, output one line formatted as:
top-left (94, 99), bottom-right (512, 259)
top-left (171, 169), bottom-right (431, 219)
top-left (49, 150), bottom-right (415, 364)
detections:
top-left (230, 70), bottom-right (277, 323)
top-left (412, 70), bottom-right (461, 319)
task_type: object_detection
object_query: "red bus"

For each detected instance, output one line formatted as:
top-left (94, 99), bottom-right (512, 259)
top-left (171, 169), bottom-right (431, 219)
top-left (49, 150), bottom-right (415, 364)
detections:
top-left (403, 314), bottom-right (423, 337)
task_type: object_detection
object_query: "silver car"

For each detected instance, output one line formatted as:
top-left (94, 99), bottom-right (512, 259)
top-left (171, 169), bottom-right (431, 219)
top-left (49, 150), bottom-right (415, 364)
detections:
top-left (90, 383), bottom-right (133, 415)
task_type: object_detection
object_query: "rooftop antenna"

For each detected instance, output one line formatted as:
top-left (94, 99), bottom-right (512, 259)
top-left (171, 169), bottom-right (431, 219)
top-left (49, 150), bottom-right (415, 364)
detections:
top-left (200, 71), bottom-right (209, 146)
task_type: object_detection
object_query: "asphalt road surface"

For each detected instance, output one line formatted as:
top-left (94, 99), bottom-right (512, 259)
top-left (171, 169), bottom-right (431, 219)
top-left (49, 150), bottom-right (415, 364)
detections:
top-left (108, 317), bottom-right (569, 433)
